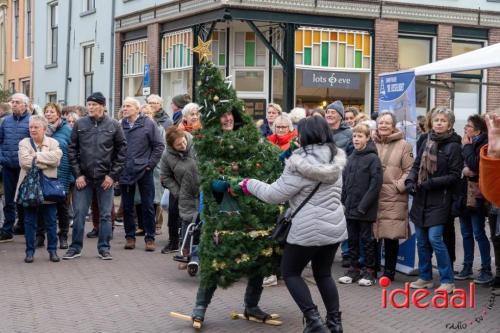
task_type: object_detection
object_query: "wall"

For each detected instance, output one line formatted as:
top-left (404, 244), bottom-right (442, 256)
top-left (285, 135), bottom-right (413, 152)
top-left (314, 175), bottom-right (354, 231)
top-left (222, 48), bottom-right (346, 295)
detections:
top-left (33, 0), bottom-right (114, 108)
top-left (385, 0), bottom-right (500, 12)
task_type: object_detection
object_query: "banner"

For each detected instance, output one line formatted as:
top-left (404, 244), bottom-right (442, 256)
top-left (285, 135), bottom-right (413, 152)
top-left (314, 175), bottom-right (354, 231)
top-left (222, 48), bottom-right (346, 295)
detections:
top-left (379, 71), bottom-right (418, 275)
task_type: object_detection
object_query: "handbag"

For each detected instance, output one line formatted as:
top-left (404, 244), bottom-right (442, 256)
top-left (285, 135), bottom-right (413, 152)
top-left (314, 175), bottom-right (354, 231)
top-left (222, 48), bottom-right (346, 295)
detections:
top-left (16, 159), bottom-right (44, 207)
top-left (30, 139), bottom-right (66, 203)
top-left (270, 183), bottom-right (321, 245)
top-left (466, 180), bottom-right (480, 208)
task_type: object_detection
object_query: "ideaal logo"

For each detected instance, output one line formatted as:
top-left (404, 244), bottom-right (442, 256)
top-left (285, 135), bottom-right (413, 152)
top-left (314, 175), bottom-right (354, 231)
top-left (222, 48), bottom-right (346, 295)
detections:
top-left (379, 277), bottom-right (497, 330)
top-left (379, 277), bottom-right (474, 309)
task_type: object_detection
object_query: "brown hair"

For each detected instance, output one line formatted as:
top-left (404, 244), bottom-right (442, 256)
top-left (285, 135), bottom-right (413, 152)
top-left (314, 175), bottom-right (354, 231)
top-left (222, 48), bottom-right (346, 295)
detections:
top-left (166, 127), bottom-right (186, 148)
top-left (345, 106), bottom-right (359, 118)
top-left (43, 102), bottom-right (62, 117)
top-left (352, 123), bottom-right (370, 137)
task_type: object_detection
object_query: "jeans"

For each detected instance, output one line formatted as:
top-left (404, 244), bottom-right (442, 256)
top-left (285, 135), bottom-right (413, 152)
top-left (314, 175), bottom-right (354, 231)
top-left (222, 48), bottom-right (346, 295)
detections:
top-left (24, 204), bottom-right (57, 255)
top-left (340, 240), bottom-right (349, 257)
top-left (488, 213), bottom-right (500, 276)
top-left (121, 170), bottom-right (156, 241)
top-left (36, 195), bottom-right (71, 239)
top-left (415, 225), bottom-right (454, 284)
top-left (194, 275), bottom-right (264, 310)
top-left (346, 219), bottom-right (377, 270)
top-left (1, 167), bottom-right (20, 236)
top-left (281, 243), bottom-right (340, 314)
top-left (459, 213), bottom-right (491, 268)
top-left (70, 180), bottom-right (113, 252)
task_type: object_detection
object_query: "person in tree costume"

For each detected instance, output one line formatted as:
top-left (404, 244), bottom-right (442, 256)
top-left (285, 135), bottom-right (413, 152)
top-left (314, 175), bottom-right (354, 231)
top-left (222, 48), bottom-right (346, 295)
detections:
top-left (189, 42), bottom-right (283, 326)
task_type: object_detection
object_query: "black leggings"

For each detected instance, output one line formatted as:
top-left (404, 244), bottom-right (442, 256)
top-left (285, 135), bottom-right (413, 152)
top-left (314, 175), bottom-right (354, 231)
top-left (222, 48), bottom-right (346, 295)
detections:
top-left (281, 243), bottom-right (340, 314)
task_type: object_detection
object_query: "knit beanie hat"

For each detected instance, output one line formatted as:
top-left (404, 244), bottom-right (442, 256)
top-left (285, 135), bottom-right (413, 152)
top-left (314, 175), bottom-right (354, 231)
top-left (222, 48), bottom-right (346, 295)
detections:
top-left (326, 100), bottom-right (344, 120)
top-left (86, 92), bottom-right (106, 106)
top-left (172, 94), bottom-right (191, 109)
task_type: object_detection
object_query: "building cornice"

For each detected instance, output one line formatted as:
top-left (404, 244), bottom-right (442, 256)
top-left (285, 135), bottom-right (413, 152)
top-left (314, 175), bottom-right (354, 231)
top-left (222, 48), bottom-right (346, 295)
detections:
top-left (115, 0), bottom-right (500, 32)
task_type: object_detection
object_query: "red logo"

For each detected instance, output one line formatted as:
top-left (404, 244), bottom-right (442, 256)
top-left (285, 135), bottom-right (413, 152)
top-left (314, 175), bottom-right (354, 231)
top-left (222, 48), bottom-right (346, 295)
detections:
top-left (380, 277), bottom-right (475, 309)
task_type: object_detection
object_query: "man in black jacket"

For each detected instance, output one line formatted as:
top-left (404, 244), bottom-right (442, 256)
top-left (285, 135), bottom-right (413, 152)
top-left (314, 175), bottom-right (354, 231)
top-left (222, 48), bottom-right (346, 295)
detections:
top-left (63, 92), bottom-right (127, 260)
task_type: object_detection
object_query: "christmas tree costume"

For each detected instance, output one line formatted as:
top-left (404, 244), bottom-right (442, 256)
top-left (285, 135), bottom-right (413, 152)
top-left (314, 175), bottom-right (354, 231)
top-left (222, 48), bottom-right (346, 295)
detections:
top-left (189, 40), bottom-right (282, 327)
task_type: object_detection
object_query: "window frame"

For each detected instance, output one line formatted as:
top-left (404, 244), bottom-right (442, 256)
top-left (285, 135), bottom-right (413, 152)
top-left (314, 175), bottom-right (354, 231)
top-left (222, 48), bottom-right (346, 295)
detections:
top-left (12, 0), bottom-right (19, 60)
top-left (48, 2), bottom-right (58, 65)
top-left (81, 0), bottom-right (96, 15)
top-left (46, 92), bottom-right (57, 103)
top-left (398, 34), bottom-right (436, 114)
top-left (83, 43), bottom-right (95, 104)
top-left (24, 0), bottom-right (32, 58)
top-left (20, 78), bottom-right (30, 98)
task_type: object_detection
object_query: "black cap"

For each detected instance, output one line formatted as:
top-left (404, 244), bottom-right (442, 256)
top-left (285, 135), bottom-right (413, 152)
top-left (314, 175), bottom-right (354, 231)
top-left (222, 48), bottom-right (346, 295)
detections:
top-left (86, 92), bottom-right (106, 106)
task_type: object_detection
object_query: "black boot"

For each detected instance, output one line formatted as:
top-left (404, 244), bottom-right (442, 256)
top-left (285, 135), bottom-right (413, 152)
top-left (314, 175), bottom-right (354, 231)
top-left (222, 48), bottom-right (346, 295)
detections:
top-left (303, 306), bottom-right (329, 333)
top-left (59, 235), bottom-right (68, 249)
top-left (325, 311), bottom-right (343, 333)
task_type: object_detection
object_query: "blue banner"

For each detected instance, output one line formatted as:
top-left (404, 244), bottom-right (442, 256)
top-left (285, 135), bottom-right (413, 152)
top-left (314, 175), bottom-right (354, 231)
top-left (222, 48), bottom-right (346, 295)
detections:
top-left (379, 71), bottom-right (418, 275)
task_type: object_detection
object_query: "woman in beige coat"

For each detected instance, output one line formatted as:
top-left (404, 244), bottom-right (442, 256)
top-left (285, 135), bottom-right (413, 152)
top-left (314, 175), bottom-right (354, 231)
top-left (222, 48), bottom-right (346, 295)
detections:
top-left (17, 115), bottom-right (62, 263)
top-left (372, 112), bottom-right (414, 281)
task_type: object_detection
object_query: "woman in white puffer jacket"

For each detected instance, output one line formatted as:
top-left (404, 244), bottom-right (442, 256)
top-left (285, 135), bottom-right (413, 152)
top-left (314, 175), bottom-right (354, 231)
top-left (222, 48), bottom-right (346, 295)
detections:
top-left (241, 116), bottom-right (347, 333)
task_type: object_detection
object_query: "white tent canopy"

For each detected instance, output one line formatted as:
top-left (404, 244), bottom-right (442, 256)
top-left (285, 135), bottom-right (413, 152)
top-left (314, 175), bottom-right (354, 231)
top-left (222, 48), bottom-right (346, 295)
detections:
top-left (413, 42), bottom-right (500, 76)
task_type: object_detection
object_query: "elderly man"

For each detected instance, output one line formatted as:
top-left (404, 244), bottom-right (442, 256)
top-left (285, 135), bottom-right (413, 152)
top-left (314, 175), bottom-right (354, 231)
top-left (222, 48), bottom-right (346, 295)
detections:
top-left (0, 93), bottom-right (31, 242)
top-left (64, 92), bottom-right (126, 260)
top-left (120, 97), bottom-right (164, 251)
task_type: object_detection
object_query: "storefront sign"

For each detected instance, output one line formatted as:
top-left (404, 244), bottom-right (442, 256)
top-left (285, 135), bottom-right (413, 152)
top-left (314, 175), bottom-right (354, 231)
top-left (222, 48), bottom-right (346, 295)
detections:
top-left (302, 70), bottom-right (360, 89)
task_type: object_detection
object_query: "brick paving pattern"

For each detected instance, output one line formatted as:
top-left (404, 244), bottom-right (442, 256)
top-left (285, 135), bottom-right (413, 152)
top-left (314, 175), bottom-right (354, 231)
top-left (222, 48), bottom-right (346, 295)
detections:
top-left (0, 221), bottom-right (498, 333)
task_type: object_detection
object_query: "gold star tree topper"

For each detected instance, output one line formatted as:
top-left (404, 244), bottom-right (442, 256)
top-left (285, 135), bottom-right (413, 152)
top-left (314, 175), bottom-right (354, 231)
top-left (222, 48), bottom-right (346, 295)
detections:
top-left (192, 36), bottom-right (212, 62)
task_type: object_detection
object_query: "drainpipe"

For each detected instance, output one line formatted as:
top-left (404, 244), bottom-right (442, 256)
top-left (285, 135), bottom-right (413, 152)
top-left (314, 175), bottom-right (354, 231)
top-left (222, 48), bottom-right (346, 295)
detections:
top-left (109, 0), bottom-right (116, 113)
top-left (64, 0), bottom-right (73, 104)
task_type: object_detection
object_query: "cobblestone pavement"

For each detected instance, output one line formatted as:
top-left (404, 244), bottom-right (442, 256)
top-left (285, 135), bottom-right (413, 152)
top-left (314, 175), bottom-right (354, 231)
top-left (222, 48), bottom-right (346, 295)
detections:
top-left (0, 220), bottom-right (498, 333)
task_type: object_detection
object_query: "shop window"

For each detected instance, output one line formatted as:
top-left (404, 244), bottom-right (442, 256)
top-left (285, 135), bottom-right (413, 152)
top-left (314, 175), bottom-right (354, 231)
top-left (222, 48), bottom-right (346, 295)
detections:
top-left (235, 70), bottom-right (264, 92)
top-left (451, 40), bottom-right (484, 133)
top-left (161, 30), bottom-right (193, 113)
top-left (295, 27), bottom-right (371, 113)
top-left (210, 31), bottom-right (227, 69)
top-left (122, 38), bottom-right (147, 98)
top-left (398, 36), bottom-right (432, 116)
top-left (295, 28), bottom-right (371, 69)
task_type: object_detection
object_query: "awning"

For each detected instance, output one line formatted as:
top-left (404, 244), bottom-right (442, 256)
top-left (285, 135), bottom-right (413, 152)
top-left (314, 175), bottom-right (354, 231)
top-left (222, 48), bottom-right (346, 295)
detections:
top-left (413, 42), bottom-right (500, 76)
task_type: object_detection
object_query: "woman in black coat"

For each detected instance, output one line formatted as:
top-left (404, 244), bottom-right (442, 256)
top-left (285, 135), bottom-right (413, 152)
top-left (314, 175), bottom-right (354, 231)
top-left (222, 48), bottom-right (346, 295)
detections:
top-left (455, 115), bottom-right (492, 284)
top-left (405, 107), bottom-right (463, 294)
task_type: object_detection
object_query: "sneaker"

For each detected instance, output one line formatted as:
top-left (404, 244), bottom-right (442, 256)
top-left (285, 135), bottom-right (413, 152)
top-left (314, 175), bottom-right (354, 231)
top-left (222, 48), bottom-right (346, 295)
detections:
top-left (358, 270), bottom-right (376, 287)
top-left (99, 251), bottom-right (113, 260)
top-left (145, 240), bottom-right (156, 252)
top-left (341, 256), bottom-right (350, 268)
top-left (62, 248), bottom-right (81, 260)
top-left (135, 229), bottom-right (145, 236)
top-left (474, 268), bottom-right (494, 285)
top-left (338, 268), bottom-right (361, 284)
top-left (0, 232), bottom-right (13, 243)
top-left (124, 238), bottom-right (136, 250)
top-left (410, 279), bottom-right (434, 289)
top-left (59, 236), bottom-right (69, 250)
top-left (86, 228), bottom-right (98, 238)
top-left (262, 275), bottom-right (278, 287)
top-left (114, 220), bottom-right (124, 227)
top-left (161, 239), bottom-right (179, 254)
top-left (435, 283), bottom-right (455, 294)
top-left (455, 264), bottom-right (474, 280)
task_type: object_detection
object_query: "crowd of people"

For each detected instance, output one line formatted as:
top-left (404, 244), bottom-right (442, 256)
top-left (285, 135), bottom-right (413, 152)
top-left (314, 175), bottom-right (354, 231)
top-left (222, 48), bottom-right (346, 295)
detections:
top-left (0, 90), bottom-right (499, 332)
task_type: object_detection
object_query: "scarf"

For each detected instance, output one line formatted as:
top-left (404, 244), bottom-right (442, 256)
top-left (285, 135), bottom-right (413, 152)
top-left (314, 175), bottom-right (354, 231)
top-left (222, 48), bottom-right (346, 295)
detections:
top-left (418, 130), bottom-right (453, 185)
top-left (178, 120), bottom-right (202, 133)
top-left (267, 129), bottom-right (298, 151)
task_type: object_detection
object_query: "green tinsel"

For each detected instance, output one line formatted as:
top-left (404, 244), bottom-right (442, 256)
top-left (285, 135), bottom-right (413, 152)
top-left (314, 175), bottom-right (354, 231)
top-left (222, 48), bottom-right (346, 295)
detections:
top-left (194, 61), bottom-right (282, 288)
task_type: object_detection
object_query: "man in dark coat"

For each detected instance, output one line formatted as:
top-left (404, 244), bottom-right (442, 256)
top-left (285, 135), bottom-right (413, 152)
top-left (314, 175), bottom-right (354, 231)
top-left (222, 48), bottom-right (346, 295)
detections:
top-left (120, 97), bottom-right (165, 252)
top-left (0, 93), bottom-right (30, 242)
top-left (63, 92), bottom-right (127, 260)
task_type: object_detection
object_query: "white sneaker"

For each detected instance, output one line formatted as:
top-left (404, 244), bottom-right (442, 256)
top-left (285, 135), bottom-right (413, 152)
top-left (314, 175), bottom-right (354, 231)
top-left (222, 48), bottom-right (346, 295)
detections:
top-left (435, 283), bottom-right (455, 294)
top-left (262, 275), bottom-right (278, 287)
top-left (410, 279), bottom-right (434, 289)
top-left (114, 220), bottom-right (124, 226)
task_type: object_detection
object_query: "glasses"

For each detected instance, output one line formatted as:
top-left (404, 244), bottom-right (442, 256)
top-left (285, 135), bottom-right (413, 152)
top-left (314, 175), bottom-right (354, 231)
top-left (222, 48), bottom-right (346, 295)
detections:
top-left (276, 126), bottom-right (289, 130)
top-left (148, 102), bottom-right (160, 105)
top-left (464, 124), bottom-right (474, 129)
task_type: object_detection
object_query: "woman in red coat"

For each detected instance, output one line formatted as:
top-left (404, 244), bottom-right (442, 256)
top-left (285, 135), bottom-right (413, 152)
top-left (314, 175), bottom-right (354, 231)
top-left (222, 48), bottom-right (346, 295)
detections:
top-left (267, 114), bottom-right (297, 151)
